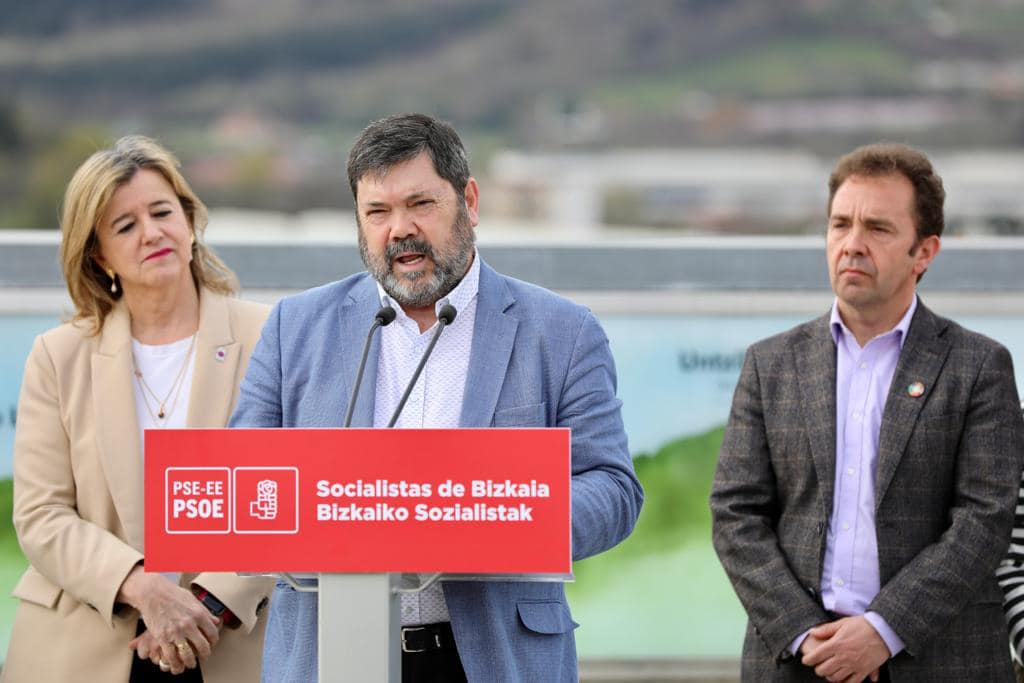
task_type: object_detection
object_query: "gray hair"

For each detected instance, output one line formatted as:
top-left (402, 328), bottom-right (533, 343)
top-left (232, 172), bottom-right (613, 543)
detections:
top-left (346, 113), bottom-right (471, 200)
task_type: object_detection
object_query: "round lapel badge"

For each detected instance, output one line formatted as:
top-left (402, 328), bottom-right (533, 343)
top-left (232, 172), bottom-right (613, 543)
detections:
top-left (907, 381), bottom-right (925, 398)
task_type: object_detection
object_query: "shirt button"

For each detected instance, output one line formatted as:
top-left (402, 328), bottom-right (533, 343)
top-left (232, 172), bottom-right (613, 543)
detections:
top-left (836, 578), bottom-right (845, 587)
top-left (846, 468), bottom-right (855, 476)
top-left (859, 362), bottom-right (868, 369)
top-left (841, 522), bottom-right (850, 530)
top-left (852, 411), bottom-right (862, 420)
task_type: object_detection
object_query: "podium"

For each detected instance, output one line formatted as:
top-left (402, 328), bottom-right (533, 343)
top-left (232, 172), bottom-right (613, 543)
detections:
top-left (144, 428), bottom-right (572, 682)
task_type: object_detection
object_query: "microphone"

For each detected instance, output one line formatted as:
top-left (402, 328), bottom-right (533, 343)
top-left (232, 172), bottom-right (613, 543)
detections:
top-left (386, 303), bottom-right (457, 428)
top-left (342, 304), bottom-right (397, 428)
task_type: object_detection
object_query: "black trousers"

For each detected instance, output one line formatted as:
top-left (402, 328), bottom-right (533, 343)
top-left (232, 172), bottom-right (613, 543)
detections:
top-left (129, 619), bottom-right (204, 683)
top-left (401, 622), bottom-right (467, 683)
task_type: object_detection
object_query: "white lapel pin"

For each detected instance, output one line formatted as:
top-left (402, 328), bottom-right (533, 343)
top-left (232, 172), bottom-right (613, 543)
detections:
top-left (907, 381), bottom-right (925, 398)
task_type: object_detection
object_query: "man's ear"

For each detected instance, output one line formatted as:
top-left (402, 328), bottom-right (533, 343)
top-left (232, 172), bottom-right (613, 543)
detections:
top-left (913, 234), bottom-right (941, 277)
top-left (463, 178), bottom-right (480, 227)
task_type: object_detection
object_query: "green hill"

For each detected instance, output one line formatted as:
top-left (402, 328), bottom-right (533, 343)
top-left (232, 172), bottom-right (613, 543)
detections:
top-left (4, 0), bottom-right (1024, 227)
top-left (0, 478), bottom-right (26, 662)
top-left (566, 426), bottom-right (746, 657)
top-left (0, 479), bottom-right (18, 560)
top-left (2, 0), bottom-right (1022, 132)
top-left (571, 426), bottom-right (723, 585)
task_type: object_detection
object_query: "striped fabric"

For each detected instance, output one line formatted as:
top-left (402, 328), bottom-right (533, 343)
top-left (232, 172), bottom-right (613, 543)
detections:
top-left (998, 400), bottom-right (1024, 663)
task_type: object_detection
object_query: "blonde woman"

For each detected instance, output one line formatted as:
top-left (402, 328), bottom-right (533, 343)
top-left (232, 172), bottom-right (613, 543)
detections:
top-left (3, 136), bottom-right (273, 682)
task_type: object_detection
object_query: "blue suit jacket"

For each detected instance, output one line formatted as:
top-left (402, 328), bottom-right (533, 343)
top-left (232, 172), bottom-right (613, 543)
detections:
top-left (230, 259), bottom-right (643, 682)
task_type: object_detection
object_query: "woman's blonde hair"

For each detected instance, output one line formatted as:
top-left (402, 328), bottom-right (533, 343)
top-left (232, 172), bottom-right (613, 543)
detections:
top-left (60, 135), bottom-right (238, 332)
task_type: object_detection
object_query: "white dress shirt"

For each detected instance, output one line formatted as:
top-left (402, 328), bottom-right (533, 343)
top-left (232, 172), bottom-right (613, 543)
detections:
top-left (374, 252), bottom-right (480, 626)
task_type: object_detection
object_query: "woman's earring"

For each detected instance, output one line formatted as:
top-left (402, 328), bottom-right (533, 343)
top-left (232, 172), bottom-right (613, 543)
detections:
top-left (105, 268), bottom-right (117, 294)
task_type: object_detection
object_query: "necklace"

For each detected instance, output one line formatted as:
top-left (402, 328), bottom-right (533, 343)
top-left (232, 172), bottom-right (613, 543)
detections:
top-left (132, 334), bottom-right (196, 422)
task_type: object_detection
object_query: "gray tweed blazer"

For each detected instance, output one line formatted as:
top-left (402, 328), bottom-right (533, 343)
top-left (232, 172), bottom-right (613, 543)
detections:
top-left (711, 302), bottom-right (1023, 682)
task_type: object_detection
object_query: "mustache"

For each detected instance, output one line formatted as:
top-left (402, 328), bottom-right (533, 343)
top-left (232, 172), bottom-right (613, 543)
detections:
top-left (386, 239), bottom-right (434, 261)
top-left (838, 258), bottom-right (873, 273)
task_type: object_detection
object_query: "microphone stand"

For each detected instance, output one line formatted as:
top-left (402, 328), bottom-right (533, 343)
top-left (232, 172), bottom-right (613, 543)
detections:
top-left (342, 305), bottom-right (396, 428)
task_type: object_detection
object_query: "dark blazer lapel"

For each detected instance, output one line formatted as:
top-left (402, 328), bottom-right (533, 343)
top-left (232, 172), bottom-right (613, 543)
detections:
top-left (337, 276), bottom-right (384, 428)
top-left (187, 290), bottom-right (241, 428)
top-left (91, 302), bottom-right (146, 549)
top-left (459, 260), bottom-right (518, 428)
top-left (875, 303), bottom-right (951, 506)
top-left (794, 314), bottom-right (839, 518)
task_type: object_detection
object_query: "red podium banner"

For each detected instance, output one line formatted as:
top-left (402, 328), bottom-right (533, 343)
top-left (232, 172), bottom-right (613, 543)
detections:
top-left (144, 428), bottom-right (571, 574)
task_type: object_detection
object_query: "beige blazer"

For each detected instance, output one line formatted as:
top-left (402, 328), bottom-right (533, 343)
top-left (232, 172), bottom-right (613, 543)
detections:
top-left (3, 290), bottom-right (275, 683)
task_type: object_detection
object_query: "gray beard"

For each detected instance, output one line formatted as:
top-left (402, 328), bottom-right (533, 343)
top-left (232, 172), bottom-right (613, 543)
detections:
top-left (358, 206), bottom-right (475, 309)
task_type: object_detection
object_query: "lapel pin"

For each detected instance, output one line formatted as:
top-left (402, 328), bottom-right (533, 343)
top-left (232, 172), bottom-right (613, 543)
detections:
top-left (907, 381), bottom-right (925, 398)
top-left (215, 347), bottom-right (227, 362)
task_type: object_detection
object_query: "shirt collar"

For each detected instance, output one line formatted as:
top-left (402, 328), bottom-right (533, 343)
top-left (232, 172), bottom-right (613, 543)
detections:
top-left (829, 294), bottom-right (917, 350)
top-left (375, 248), bottom-right (480, 326)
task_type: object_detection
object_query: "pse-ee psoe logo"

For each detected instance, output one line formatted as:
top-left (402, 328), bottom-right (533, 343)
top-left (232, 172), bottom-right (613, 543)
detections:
top-left (165, 467), bottom-right (299, 534)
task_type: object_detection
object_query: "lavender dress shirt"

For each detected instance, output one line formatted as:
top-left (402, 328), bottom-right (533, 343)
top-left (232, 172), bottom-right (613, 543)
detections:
top-left (791, 296), bottom-right (917, 658)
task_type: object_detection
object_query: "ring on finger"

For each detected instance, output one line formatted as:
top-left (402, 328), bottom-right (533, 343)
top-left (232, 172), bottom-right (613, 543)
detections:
top-left (158, 659), bottom-right (171, 672)
top-left (175, 641), bottom-right (190, 654)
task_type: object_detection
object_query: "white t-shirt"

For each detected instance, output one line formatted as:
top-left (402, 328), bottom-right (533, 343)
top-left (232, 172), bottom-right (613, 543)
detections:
top-left (131, 334), bottom-right (197, 445)
top-left (131, 334), bottom-right (196, 585)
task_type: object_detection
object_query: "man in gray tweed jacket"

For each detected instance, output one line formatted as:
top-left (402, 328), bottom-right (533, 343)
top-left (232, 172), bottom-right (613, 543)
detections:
top-left (711, 143), bottom-right (1024, 682)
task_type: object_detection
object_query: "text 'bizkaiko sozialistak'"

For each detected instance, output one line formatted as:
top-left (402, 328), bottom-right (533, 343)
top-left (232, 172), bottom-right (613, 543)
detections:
top-left (315, 479), bottom-right (550, 523)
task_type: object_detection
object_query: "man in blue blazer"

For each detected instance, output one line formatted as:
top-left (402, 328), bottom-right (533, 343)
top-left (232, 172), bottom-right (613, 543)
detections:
top-left (230, 113), bottom-right (643, 682)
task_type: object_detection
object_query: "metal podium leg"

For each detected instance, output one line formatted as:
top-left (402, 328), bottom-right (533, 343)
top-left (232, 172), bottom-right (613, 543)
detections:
top-left (318, 573), bottom-right (400, 683)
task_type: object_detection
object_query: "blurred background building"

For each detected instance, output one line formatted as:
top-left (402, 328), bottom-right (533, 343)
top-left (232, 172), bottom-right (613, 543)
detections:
top-left (2, 0), bottom-right (1024, 236)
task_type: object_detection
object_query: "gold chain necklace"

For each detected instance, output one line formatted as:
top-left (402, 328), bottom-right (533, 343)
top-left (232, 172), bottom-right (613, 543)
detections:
top-left (132, 334), bottom-right (196, 422)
